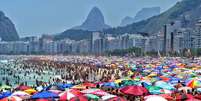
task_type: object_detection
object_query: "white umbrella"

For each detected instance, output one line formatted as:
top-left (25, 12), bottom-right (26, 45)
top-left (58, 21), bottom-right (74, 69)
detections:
top-left (101, 94), bottom-right (117, 100)
top-left (81, 88), bottom-right (100, 94)
top-left (145, 95), bottom-right (167, 101)
top-left (11, 91), bottom-right (30, 96)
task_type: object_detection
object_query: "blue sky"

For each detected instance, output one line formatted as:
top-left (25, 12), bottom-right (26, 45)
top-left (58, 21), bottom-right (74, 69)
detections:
top-left (0, 0), bottom-right (180, 37)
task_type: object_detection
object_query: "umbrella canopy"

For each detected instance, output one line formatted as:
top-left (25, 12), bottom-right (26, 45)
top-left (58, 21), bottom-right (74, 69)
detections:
top-left (56, 83), bottom-right (73, 89)
top-left (187, 79), bottom-right (201, 88)
top-left (0, 92), bottom-right (12, 99)
top-left (82, 83), bottom-right (96, 88)
top-left (84, 94), bottom-right (99, 101)
top-left (159, 94), bottom-right (173, 100)
top-left (16, 85), bottom-right (32, 91)
top-left (59, 89), bottom-right (83, 101)
top-left (103, 82), bottom-right (118, 88)
top-left (0, 96), bottom-right (22, 101)
top-left (91, 90), bottom-right (110, 96)
top-left (120, 86), bottom-right (148, 96)
top-left (69, 96), bottom-right (88, 101)
top-left (107, 97), bottom-right (126, 101)
top-left (81, 88), bottom-right (100, 94)
top-left (24, 89), bottom-right (37, 95)
top-left (154, 81), bottom-right (175, 90)
top-left (145, 95), bottom-right (167, 101)
top-left (11, 91), bottom-right (30, 97)
top-left (101, 95), bottom-right (117, 101)
top-left (48, 90), bottom-right (62, 94)
top-left (72, 85), bottom-right (86, 90)
top-left (31, 91), bottom-right (59, 99)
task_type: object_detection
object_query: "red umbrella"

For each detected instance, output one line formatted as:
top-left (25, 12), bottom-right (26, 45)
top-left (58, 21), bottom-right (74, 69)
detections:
top-left (59, 89), bottom-right (83, 101)
top-left (36, 99), bottom-right (49, 101)
top-left (176, 94), bottom-right (194, 101)
top-left (107, 97), bottom-right (126, 101)
top-left (120, 86), bottom-right (148, 96)
top-left (16, 85), bottom-right (32, 91)
top-left (69, 96), bottom-right (88, 101)
top-left (82, 82), bottom-right (96, 88)
top-left (159, 94), bottom-right (173, 100)
top-left (195, 95), bottom-right (201, 100)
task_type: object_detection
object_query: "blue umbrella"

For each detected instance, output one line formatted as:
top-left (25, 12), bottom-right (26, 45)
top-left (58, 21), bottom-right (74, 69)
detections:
top-left (0, 91), bottom-right (12, 99)
top-left (103, 82), bottom-right (117, 88)
top-left (56, 83), bottom-right (73, 89)
top-left (31, 91), bottom-right (59, 99)
top-left (169, 77), bottom-right (181, 84)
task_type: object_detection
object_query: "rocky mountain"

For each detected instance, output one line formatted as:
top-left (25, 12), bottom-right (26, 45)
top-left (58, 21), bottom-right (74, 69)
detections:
top-left (72, 7), bottom-right (111, 31)
top-left (120, 7), bottom-right (160, 26)
top-left (120, 16), bottom-right (135, 27)
top-left (0, 11), bottom-right (19, 41)
top-left (105, 0), bottom-right (201, 35)
top-left (134, 7), bottom-right (160, 23)
top-left (56, 0), bottom-right (200, 41)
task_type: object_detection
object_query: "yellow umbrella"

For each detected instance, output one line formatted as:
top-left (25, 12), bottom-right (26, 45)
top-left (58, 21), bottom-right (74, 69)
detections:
top-left (115, 79), bottom-right (122, 84)
top-left (72, 85), bottom-right (86, 90)
top-left (24, 89), bottom-right (37, 94)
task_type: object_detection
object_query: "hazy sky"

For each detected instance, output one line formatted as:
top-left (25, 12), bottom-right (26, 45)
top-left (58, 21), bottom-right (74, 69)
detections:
top-left (0, 0), bottom-right (180, 37)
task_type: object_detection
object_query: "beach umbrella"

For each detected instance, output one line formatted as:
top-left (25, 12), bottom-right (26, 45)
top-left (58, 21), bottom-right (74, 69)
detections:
top-left (69, 96), bottom-right (88, 101)
top-left (31, 91), bottom-right (59, 99)
top-left (24, 89), bottom-right (37, 95)
top-left (16, 85), bottom-right (32, 91)
top-left (59, 89), bottom-right (82, 101)
top-left (72, 85), bottom-right (86, 90)
top-left (84, 94), bottom-right (99, 101)
top-left (154, 81), bottom-right (175, 90)
top-left (35, 99), bottom-right (49, 101)
top-left (91, 90), bottom-right (110, 96)
top-left (144, 95), bottom-right (167, 101)
top-left (107, 97), bottom-right (126, 101)
top-left (146, 86), bottom-right (162, 94)
top-left (56, 83), bottom-right (73, 89)
top-left (187, 79), bottom-right (201, 88)
top-left (82, 82), bottom-right (96, 88)
top-left (103, 82), bottom-right (118, 88)
top-left (11, 91), bottom-right (30, 97)
top-left (159, 94), bottom-right (173, 100)
top-left (0, 92), bottom-right (12, 99)
top-left (48, 90), bottom-right (62, 94)
top-left (0, 96), bottom-right (22, 101)
top-left (81, 88), bottom-right (100, 94)
top-left (101, 95), bottom-right (117, 101)
top-left (120, 86), bottom-right (148, 96)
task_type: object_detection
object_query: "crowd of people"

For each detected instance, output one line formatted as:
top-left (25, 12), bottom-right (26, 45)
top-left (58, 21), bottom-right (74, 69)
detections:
top-left (1, 56), bottom-right (201, 100)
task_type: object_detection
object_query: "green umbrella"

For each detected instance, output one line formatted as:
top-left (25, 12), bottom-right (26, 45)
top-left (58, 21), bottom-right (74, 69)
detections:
top-left (84, 94), bottom-right (100, 101)
top-left (147, 86), bottom-right (162, 94)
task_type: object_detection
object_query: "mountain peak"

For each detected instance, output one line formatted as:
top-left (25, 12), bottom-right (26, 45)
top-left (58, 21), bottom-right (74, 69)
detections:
top-left (72, 7), bottom-right (111, 31)
top-left (0, 11), bottom-right (19, 41)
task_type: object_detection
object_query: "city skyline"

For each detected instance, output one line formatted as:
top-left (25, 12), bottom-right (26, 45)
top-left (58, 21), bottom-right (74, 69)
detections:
top-left (0, 0), bottom-right (180, 37)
